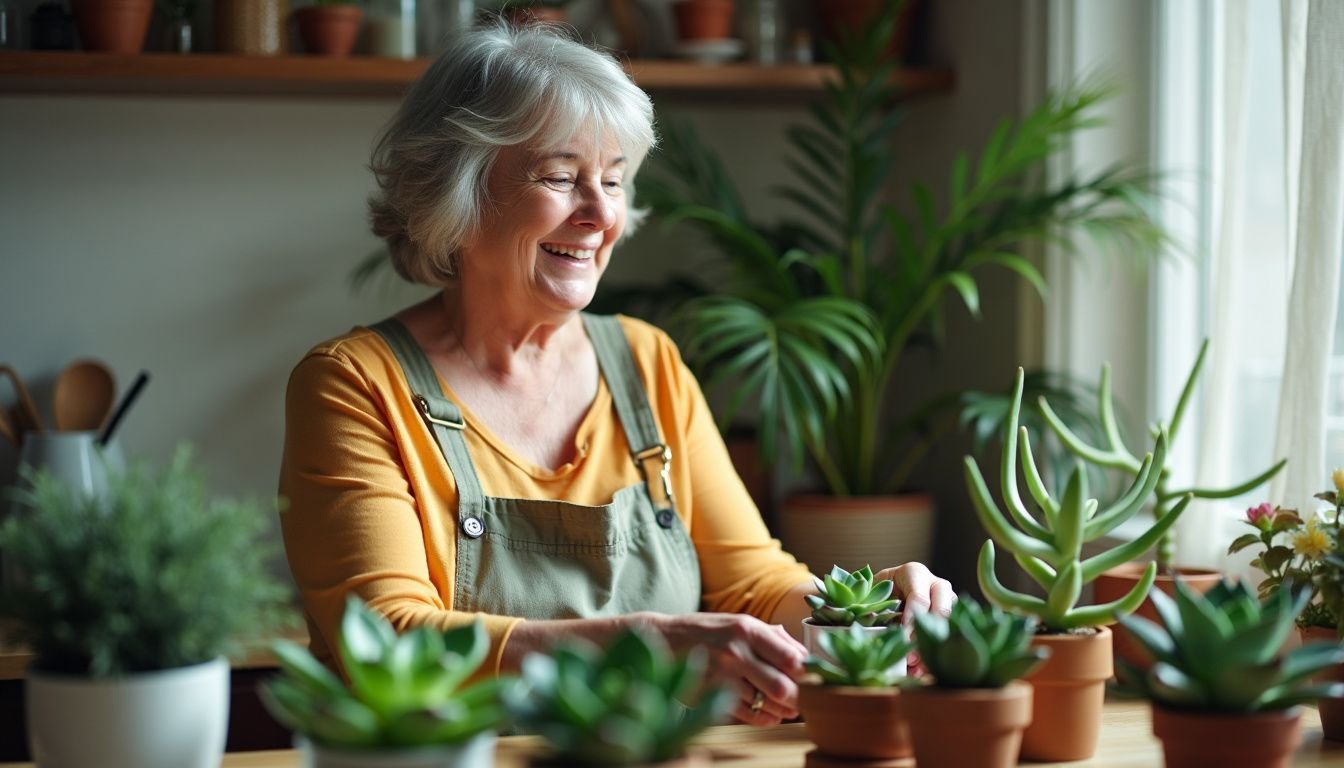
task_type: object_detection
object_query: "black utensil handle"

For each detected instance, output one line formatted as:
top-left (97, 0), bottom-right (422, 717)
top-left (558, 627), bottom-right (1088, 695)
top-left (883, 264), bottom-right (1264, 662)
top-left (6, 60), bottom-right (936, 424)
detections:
top-left (98, 371), bottom-right (150, 448)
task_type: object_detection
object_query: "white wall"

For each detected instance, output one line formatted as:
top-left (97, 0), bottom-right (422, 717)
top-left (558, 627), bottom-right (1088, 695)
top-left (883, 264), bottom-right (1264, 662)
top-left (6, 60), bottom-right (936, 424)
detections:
top-left (0, 0), bottom-right (1032, 589)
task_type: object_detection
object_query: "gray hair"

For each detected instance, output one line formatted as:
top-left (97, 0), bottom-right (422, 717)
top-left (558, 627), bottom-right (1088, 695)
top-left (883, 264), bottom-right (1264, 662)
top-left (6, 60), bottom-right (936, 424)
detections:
top-left (368, 21), bottom-right (657, 285)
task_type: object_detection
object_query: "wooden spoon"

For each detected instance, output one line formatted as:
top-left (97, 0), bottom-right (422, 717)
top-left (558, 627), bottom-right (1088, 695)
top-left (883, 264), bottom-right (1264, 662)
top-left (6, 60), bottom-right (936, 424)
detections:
top-left (53, 359), bottom-right (117, 432)
top-left (0, 364), bottom-right (44, 433)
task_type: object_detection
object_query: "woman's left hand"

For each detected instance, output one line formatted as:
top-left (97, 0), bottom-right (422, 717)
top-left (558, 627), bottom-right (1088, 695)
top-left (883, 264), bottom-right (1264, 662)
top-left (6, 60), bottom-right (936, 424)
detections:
top-left (873, 563), bottom-right (955, 675)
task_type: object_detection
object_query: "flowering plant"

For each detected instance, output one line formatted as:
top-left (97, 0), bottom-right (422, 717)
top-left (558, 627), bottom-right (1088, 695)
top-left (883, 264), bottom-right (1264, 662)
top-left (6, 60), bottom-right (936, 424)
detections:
top-left (1228, 470), bottom-right (1344, 633)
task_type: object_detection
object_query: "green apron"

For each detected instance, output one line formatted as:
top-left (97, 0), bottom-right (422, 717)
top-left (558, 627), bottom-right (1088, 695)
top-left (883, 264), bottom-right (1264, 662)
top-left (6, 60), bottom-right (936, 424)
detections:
top-left (371, 314), bottom-right (702, 619)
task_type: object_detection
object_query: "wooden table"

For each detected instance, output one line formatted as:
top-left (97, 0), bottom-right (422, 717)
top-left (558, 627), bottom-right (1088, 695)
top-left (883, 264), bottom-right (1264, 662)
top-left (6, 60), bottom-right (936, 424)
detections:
top-left (6, 700), bottom-right (1344, 767)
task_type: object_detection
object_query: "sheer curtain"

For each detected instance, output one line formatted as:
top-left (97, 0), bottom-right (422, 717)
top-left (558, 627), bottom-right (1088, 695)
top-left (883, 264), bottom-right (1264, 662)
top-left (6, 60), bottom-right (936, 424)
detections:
top-left (1173, 0), bottom-right (1344, 568)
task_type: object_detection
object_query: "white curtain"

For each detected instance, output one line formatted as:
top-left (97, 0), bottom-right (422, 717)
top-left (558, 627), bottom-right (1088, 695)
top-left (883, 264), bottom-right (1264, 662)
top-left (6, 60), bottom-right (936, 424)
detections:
top-left (1174, 0), bottom-right (1344, 568)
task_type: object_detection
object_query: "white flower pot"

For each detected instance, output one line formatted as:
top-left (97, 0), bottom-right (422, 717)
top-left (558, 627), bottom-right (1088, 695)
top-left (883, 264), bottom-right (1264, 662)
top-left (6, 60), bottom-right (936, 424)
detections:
top-left (299, 732), bottom-right (497, 768)
top-left (801, 620), bottom-right (907, 676)
top-left (26, 656), bottom-right (229, 768)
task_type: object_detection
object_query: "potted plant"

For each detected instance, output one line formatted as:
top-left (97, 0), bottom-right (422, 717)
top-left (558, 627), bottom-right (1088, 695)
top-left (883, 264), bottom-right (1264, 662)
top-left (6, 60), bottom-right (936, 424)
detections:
top-left (0, 448), bottom-right (290, 768)
top-left (1116, 578), bottom-right (1344, 768)
top-left (507, 628), bottom-right (731, 767)
top-left (902, 597), bottom-right (1048, 768)
top-left (1041, 340), bottom-right (1286, 671)
top-left (797, 624), bottom-right (914, 764)
top-left (72, 0), bottom-right (154, 51)
top-left (967, 367), bottom-right (1193, 761)
top-left (801, 564), bottom-right (902, 667)
top-left (260, 596), bottom-right (507, 768)
top-left (1231, 471), bottom-right (1344, 740)
top-left (295, 0), bottom-right (363, 56)
top-left (636, 1), bottom-right (1166, 573)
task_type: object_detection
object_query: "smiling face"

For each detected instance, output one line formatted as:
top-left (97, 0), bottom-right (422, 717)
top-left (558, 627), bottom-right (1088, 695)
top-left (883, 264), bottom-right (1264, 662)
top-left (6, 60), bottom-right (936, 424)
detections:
top-left (457, 130), bottom-right (628, 322)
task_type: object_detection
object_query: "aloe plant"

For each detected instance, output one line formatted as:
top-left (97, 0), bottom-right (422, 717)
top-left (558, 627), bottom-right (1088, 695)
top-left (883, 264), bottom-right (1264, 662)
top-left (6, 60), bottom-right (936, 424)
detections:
top-left (1039, 339), bottom-right (1286, 573)
top-left (1116, 578), bottom-right (1344, 712)
top-left (804, 624), bottom-right (913, 687)
top-left (911, 597), bottom-right (1048, 689)
top-left (805, 564), bottom-right (901, 627)
top-left (968, 368), bottom-right (1194, 630)
top-left (260, 596), bottom-right (508, 749)
top-left (507, 629), bottom-right (731, 765)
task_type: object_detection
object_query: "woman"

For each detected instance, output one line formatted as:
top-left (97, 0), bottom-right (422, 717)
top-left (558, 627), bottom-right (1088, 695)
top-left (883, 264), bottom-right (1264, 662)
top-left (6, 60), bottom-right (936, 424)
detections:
top-left (278, 21), bottom-right (953, 726)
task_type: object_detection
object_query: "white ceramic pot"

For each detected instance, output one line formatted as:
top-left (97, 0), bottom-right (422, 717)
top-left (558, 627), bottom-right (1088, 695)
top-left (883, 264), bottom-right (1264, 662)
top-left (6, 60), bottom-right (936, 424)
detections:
top-left (299, 732), bottom-right (497, 768)
top-left (801, 620), bottom-right (907, 676)
top-left (26, 656), bottom-right (229, 768)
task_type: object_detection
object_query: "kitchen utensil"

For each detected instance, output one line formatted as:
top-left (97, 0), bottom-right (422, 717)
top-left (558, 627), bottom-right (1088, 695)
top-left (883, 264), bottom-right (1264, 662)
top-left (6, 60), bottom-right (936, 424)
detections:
top-left (53, 358), bottom-right (116, 432)
top-left (98, 370), bottom-right (149, 448)
top-left (0, 364), bottom-right (44, 432)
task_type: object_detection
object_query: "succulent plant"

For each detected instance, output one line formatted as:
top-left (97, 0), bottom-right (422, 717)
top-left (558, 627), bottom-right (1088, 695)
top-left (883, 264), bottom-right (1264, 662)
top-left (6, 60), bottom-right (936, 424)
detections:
top-left (968, 368), bottom-right (1194, 630)
top-left (260, 596), bottom-right (507, 749)
top-left (912, 597), bottom-right (1049, 689)
top-left (507, 629), bottom-right (731, 766)
top-left (805, 565), bottom-right (902, 627)
top-left (1116, 578), bottom-right (1344, 712)
top-left (804, 624), bottom-right (913, 687)
top-left (1040, 339), bottom-right (1286, 572)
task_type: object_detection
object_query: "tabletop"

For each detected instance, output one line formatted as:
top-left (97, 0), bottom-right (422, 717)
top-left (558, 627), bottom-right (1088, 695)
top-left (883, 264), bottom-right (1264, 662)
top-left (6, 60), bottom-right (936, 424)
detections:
top-left (6, 700), bottom-right (1344, 768)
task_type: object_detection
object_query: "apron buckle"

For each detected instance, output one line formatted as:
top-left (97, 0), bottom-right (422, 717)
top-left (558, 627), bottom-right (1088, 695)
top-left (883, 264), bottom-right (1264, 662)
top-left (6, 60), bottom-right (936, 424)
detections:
top-left (634, 443), bottom-right (675, 509)
top-left (415, 394), bottom-right (466, 430)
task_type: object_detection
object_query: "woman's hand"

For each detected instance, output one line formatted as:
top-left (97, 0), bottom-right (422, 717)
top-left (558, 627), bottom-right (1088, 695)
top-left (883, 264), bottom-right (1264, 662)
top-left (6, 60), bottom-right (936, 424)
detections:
top-left (642, 612), bottom-right (808, 728)
top-left (873, 563), bottom-right (955, 675)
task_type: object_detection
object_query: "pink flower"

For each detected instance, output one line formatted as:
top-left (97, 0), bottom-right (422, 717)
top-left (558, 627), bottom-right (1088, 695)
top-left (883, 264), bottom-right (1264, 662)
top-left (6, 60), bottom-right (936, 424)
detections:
top-left (1247, 502), bottom-right (1274, 526)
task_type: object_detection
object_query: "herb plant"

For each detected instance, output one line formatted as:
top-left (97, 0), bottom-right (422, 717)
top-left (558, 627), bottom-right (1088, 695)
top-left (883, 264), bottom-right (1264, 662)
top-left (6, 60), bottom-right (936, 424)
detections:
top-left (805, 564), bottom-right (901, 627)
top-left (969, 368), bottom-right (1193, 630)
top-left (0, 447), bottom-right (291, 676)
top-left (1116, 578), bottom-right (1344, 712)
top-left (804, 624), bottom-right (912, 687)
top-left (261, 596), bottom-right (507, 749)
top-left (508, 629), bottom-right (730, 766)
top-left (911, 597), bottom-right (1048, 688)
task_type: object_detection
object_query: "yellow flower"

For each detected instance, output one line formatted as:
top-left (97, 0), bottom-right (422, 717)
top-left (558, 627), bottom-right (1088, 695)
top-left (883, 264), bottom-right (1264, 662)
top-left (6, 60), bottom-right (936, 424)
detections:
top-left (1333, 467), bottom-right (1344, 496)
top-left (1293, 518), bottom-right (1331, 560)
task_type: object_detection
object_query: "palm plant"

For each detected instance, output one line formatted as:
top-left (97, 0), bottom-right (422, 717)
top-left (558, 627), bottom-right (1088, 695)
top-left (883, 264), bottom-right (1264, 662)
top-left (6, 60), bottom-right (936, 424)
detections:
top-left (637, 2), bottom-right (1165, 496)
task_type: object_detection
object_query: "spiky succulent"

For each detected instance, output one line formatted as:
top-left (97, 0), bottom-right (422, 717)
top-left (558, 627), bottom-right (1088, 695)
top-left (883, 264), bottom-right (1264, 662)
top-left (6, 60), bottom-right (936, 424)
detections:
top-left (260, 596), bottom-right (507, 749)
top-left (1117, 578), bottom-right (1344, 713)
top-left (804, 624), bottom-right (913, 687)
top-left (968, 368), bottom-right (1194, 630)
top-left (507, 629), bottom-right (731, 765)
top-left (805, 565), bottom-right (901, 627)
top-left (912, 597), bottom-right (1049, 688)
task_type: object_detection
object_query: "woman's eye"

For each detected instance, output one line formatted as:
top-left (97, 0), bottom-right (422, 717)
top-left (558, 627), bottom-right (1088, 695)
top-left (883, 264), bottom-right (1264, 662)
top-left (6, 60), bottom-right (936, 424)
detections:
top-left (543, 177), bottom-right (574, 187)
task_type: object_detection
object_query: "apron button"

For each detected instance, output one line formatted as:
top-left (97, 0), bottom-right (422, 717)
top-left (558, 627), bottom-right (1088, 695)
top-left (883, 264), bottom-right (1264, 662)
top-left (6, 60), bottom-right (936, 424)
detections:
top-left (656, 509), bottom-right (675, 529)
top-left (462, 516), bottom-right (486, 538)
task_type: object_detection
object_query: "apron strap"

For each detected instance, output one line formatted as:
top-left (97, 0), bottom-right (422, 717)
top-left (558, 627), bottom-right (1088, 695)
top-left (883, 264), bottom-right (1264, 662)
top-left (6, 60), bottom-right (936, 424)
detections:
top-left (369, 319), bottom-right (489, 531)
top-left (583, 314), bottom-right (676, 514)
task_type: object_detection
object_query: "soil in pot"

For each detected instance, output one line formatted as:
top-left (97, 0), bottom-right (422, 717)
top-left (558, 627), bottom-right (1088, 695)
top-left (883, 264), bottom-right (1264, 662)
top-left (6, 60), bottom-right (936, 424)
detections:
top-left (1152, 706), bottom-right (1302, 768)
top-left (1020, 626), bottom-right (1112, 761)
top-left (1093, 562), bottom-right (1222, 674)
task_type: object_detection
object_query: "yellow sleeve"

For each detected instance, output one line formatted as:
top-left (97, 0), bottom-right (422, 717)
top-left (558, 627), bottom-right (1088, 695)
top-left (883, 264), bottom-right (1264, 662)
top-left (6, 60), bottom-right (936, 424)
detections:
top-left (632, 319), bottom-right (813, 623)
top-left (277, 343), bottom-right (522, 675)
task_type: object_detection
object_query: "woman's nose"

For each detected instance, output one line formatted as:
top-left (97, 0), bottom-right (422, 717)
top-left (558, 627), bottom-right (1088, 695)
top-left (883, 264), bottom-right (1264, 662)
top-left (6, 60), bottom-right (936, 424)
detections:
top-left (572, 184), bottom-right (617, 230)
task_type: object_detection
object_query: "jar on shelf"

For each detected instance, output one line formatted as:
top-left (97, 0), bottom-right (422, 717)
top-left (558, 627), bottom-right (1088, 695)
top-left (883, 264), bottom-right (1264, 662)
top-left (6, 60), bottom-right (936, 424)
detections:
top-left (215, 0), bottom-right (287, 55)
top-left (369, 0), bottom-right (415, 58)
top-left (0, 0), bottom-right (21, 49)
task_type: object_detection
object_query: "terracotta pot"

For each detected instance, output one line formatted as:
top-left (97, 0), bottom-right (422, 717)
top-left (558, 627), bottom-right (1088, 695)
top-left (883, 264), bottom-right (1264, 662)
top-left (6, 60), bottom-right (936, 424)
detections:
top-left (1152, 705), bottom-right (1302, 768)
top-left (1019, 626), bottom-right (1112, 761)
top-left (295, 5), bottom-right (363, 57)
top-left (672, 0), bottom-right (733, 42)
top-left (796, 680), bottom-right (910, 760)
top-left (814, 0), bottom-right (924, 62)
top-left (901, 681), bottom-right (1032, 768)
top-left (531, 749), bottom-right (709, 768)
top-left (779, 493), bottom-right (934, 577)
top-left (1299, 626), bottom-right (1344, 741)
top-left (1093, 562), bottom-right (1223, 674)
top-left (72, 0), bottom-right (153, 52)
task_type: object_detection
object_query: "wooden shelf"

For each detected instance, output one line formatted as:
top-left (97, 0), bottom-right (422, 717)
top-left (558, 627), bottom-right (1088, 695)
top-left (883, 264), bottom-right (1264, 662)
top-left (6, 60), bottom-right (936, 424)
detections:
top-left (0, 51), bottom-right (955, 98)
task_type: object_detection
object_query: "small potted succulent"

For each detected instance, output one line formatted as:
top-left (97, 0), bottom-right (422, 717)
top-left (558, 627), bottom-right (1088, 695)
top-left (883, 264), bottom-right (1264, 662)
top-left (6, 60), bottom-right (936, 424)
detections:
top-left (295, 0), bottom-right (363, 56)
top-left (797, 624), bottom-right (913, 763)
top-left (967, 367), bottom-right (1193, 761)
top-left (1116, 578), bottom-right (1344, 768)
top-left (0, 448), bottom-right (290, 768)
top-left (902, 597), bottom-right (1048, 768)
top-left (261, 596), bottom-right (507, 768)
top-left (507, 629), bottom-right (731, 767)
top-left (801, 564), bottom-right (902, 669)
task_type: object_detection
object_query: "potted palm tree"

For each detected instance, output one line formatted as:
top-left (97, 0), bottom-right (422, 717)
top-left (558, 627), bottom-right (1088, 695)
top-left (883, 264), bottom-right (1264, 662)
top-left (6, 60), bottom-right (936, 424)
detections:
top-left (636, 1), bottom-right (1167, 572)
top-left (0, 448), bottom-right (290, 768)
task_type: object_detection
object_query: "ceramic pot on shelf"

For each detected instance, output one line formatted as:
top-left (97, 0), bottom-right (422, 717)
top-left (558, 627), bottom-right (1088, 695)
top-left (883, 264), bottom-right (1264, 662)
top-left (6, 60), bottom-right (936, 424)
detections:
top-left (71, 0), bottom-right (153, 52)
top-left (672, 0), bottom-right (732, 41)
top-left (216, 0), bottom-right (288, 54)
top-left (295, 4), bottom-right (363, 56)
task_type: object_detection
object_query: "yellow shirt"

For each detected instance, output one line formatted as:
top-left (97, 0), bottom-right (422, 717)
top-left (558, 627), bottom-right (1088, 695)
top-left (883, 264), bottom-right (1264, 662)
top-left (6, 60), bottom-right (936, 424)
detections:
top-left (278, 314), bottom-right (810, 673)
